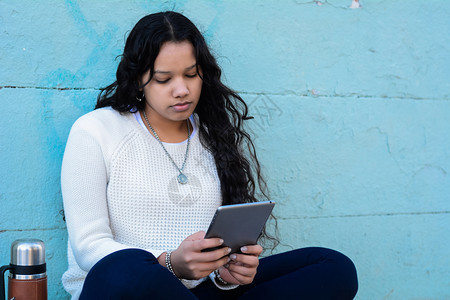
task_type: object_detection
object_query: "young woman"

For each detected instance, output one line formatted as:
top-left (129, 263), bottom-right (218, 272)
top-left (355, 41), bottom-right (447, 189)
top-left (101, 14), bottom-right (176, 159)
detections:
top-left (61, 11), bottom-right (358, 299)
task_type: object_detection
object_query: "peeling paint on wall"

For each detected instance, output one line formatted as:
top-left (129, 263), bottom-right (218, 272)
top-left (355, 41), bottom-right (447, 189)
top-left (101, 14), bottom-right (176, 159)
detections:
top-left (350, 0), bottom-right (361, 9)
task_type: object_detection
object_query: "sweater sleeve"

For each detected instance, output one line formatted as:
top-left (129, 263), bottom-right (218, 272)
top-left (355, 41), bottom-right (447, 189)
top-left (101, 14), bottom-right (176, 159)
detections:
top-left (61, 126), bottom-right (130, 272)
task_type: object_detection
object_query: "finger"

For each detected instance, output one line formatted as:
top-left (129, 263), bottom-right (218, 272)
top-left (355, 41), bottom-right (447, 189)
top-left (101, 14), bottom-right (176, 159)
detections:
top-left (226, 263), bottom-right (255, 277)
top-left (229, 253), bottom-right (260, 268)
top-left (195, 237), bottom-right (225, 252)
top-left (213, 255), bottom-right (232, 269)
top-left (198, 246), bottom-right (232, 262)
top-left (196, 255), bottom-right (231, 274)
top-left (226, 265), bottom-right (255, 284)
top-left (240, 244), bottom-right (263, 256)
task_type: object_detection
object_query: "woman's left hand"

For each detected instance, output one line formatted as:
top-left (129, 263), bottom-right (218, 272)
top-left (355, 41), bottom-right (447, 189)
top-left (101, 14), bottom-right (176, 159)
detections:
top-left (217, 244), bottom-right (263, 285)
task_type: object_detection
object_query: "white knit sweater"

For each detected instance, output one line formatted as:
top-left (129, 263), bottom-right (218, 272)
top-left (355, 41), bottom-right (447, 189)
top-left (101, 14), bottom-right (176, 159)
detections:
top-left (61, 108), bottom-right (224, 299)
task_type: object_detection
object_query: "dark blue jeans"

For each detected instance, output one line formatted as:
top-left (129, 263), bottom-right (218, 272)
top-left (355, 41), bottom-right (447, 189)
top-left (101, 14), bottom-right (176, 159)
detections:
top-left (80, 247), bottom-right (358, 299)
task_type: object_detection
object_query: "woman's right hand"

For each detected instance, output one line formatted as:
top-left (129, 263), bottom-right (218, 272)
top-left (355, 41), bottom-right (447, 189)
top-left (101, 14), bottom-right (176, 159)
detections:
top-left (165, 231), bottom-right (232, 280)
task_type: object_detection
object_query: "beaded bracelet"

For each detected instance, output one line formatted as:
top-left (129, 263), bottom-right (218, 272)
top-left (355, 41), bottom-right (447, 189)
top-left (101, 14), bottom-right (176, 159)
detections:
top-left (214, 269), bottom-right (229, 285)
top-left (165, 250), bottom-right (177, 277)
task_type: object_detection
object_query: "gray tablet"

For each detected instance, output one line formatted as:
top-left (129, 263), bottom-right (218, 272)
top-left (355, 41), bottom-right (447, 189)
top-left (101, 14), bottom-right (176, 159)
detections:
top-left (203, 201), bottom-right (275, 253)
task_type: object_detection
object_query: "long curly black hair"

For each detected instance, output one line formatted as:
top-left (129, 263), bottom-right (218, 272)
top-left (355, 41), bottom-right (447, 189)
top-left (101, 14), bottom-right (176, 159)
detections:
top-left (96, 11), bottom-right (278, 249)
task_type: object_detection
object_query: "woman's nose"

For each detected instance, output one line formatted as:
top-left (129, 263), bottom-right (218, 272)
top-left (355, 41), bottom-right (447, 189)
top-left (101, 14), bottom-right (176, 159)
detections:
top-left (172, 79), bottom-right (189, 98)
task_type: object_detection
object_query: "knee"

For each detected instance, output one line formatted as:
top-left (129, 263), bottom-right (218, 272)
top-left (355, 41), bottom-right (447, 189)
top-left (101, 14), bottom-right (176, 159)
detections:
top-left (324, 248), bottom-right (359, 298)
top-left (81, 249), bottom-right (172, 298)
top-left (87, 248), bottom-right (159, 279)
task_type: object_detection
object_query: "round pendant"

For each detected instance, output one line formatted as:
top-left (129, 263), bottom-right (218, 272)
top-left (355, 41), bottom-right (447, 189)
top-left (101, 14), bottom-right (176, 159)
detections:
top-left (177, 173), bottom-right (188, 184)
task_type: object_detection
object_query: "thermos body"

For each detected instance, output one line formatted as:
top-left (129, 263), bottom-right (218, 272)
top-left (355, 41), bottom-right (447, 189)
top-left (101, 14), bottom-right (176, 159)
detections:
top-left (8, 277), bottom-right (47, 300)
top-left (1, 239), bottom-right (47, 300)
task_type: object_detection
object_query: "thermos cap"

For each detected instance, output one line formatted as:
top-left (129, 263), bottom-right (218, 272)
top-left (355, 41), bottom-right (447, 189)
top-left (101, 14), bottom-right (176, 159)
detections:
top-left (11, 239), bottom-right (45, 266)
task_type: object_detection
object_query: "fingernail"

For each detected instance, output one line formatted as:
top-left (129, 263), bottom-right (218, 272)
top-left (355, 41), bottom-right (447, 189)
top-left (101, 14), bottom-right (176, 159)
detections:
top-left (241, 246), bottom-right (247, 252)
top-left (230, 254), bottom-right (237, 260)
top-left (220, 239), bottom-right (224, 244)
top-left (227, 257), bottom-right (231, 262)
top-left (227, 248), bottom-right (232, 253)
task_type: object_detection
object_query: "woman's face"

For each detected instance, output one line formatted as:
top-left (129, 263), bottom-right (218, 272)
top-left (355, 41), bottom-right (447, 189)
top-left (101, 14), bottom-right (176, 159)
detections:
top-left (141, 41), bottom-right (202, 126)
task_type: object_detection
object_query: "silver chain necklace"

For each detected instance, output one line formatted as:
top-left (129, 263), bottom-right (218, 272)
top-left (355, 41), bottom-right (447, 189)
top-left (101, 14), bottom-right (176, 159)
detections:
top-left (142, 110), bottom-right (191, 184)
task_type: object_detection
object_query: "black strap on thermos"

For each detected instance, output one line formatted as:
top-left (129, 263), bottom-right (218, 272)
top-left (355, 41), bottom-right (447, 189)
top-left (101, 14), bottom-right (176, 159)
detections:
top-left (0, 264), bottom-right (13, 300)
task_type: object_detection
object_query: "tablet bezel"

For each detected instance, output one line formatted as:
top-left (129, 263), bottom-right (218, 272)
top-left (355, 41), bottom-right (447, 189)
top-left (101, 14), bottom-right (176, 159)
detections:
top-left (203, 200), bottom-right (275, 253)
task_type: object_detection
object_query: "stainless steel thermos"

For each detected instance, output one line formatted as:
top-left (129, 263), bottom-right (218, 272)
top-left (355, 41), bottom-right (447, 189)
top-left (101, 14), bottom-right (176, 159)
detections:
top-left (1, 239), bottom-right (47, 300)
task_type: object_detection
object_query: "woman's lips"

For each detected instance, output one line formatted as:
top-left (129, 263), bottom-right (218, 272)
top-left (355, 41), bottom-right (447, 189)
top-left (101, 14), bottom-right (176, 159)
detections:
top-left (171, 102), bottom-right (191, 112)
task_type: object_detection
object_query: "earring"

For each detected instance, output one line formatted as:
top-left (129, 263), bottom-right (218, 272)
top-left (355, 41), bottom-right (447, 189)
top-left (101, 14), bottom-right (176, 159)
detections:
top-left (136, 92), bottom-right (144, 102)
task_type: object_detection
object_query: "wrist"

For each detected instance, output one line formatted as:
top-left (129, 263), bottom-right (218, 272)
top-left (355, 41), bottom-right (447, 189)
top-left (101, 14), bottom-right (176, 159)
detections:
top-left (157, 252), bottom-right (166, 266)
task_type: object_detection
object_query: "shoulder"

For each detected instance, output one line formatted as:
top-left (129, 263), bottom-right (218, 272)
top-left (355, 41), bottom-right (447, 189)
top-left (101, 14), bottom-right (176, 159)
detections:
top-left (71, 108), bottom-right (135, 135)
top-left (72, 107), bottom-right (127, 129)
top-left (67, 108), bottom-right (140, 149)
top-left (64, 108), bottom-right (142, 166)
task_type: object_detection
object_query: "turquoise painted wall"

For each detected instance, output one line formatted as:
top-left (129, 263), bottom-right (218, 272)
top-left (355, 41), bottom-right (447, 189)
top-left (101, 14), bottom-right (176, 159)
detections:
top-left (1, 1), bottom-right (449, 299)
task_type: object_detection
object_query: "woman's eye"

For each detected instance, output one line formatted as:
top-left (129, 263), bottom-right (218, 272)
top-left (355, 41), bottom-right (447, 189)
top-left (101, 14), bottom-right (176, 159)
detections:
top-left (155, 78), bottom-right (170, 84)
top-left (186, 73), bottom-right (198, 78)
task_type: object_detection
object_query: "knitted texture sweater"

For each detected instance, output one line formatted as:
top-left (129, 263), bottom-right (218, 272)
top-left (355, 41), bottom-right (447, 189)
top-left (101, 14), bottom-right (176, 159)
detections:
top-left (61, 108), bottom-right (223, 299)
